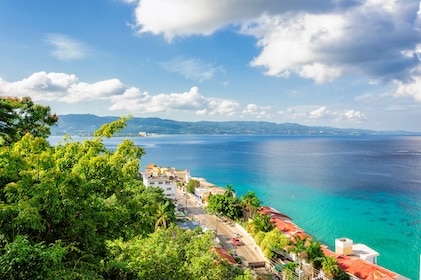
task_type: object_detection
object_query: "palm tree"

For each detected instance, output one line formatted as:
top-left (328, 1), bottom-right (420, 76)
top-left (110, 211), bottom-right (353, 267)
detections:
top-left (154, 201), bottom-right (175, 231)
top-left (282, 262), bottom-right (298, 280)
top-left (288, 235), bottom-right (308, 262)
top-left (224, 184), bottom-right (235, 198)
top-left (240, 191), bottom-right (261, 220)
top-left (306, 240), bottom-right (324, 269)
top-left (252, 213), bottom-right (274, 233)
top-left (321, 256), bottom-right (340, 279)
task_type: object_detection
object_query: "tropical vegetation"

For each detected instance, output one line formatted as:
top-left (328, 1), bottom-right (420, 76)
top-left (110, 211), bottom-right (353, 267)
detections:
top-left (0, 97), bottom-right (253, 279)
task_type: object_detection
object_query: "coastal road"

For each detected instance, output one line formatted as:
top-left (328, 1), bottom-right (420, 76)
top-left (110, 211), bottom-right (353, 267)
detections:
top-left (176, 189), bottom-right (265, 266)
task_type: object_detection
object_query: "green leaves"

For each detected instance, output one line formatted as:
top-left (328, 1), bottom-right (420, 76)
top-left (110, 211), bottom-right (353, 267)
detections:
top-left (106, 226), bottom-right (248, 280)
top-left (206, 185), bottom-right (243, 220)
top-left (0, 96), bottom-right (58, 146)
top-left (0, 235), bottom-right (67, 280)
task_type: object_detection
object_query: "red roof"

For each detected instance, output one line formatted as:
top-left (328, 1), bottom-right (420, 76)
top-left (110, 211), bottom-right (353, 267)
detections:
top-left (213, 247), bottom-right (236, 264)
top-left (322, 247), bottom-right (399, 280)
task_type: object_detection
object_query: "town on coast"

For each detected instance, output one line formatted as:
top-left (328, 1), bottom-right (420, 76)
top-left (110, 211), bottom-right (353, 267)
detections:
top-left (143, 164), bottom-right (411, 280)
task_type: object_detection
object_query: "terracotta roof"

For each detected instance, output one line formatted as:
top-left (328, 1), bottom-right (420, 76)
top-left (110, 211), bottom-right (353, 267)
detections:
top-left (322, 247), bottom-right (399, 280)
top-left (213, 247), bottom-right (236, 264)
top-left (260, 206), bottom-right (292, 220)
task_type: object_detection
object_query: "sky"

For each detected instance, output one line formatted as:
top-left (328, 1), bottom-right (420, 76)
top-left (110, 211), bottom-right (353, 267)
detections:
top-left (1, 0), bottom-right (421, 131)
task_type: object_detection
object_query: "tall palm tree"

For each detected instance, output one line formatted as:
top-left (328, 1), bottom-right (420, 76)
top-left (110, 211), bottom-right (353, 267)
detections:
top-left (252, 213), bottom-right (274, 233)
top-left (154, 201), bottom-right (175, 231)
top-left (240, 191), bottom-right (261, 220)
top-left (306, 240), bottom-right (324, 269)
top-left (321, 256), bottom-right (340, 279)
top-left (224, 184), bottom-right (235, 198)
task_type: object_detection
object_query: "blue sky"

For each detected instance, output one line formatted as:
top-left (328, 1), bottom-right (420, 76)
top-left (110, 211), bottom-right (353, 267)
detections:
top-left (1, 0), bottom-right (421, 131)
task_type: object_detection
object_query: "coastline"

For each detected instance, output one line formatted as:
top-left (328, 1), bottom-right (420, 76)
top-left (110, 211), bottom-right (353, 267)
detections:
top-left (189, 177), bottom-right (411, 280)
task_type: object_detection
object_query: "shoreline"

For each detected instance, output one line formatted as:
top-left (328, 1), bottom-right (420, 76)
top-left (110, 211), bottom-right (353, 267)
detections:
top-left (188, 176), bottom-right (410, 280)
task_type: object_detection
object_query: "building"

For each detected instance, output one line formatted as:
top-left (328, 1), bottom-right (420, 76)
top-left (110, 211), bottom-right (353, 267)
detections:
top-left (142, 164), bottom-right (178, 200)
top-left (324, 237), bottom-right (410, 280)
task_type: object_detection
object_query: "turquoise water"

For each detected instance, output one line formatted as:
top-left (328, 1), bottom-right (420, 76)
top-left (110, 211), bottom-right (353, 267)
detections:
top-left (50, 135), bottom-right (421, 279)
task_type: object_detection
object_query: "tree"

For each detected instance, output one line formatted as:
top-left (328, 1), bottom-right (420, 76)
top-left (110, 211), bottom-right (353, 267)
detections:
top-left (154, 200), bottom-right (175, 231)
top-left (240, 191), bottom-right (261, 220)
top-left (321, 256), bottom-right (340, 279)
top-left (106, 226), bottom-right (251, 280)
top-left (259, 229), bottom-right (289, 258)
top-left (0, 96), bottom-right (58, 145)
top-left (282, 262), bottom-right (298, 280)
top-left (252, 213), bottom-right (274, 233)
top-left (206, 190), bottom-right (242, 220)
top-left (305, 240), bottom-right (324, 270)
top-left (186, 179), bottom-right (200, 194)
top-left (0, 116), bottom-right (171, 277)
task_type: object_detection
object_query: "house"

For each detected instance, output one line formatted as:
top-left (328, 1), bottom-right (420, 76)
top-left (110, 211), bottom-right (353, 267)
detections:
top-left (142, 164), bottom-right (177, 200)
top-left (323, 242), bottom-right (410, 280)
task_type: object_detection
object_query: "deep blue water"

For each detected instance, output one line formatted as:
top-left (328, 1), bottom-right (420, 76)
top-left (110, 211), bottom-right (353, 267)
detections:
top-left (50, 135), bottom-right (421, 279)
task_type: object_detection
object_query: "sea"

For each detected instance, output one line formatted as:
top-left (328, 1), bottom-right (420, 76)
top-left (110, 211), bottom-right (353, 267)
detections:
top-left (49, 134), bottom-right (421, 279)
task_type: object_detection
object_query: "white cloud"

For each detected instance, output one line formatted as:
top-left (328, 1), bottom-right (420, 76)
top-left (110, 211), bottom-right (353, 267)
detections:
top-left (129, 0), bottom-right (421, 84)
top-left (45, 33), bottom-right (89, 60)
top-left (0, 72), bottom-right (77, 101)
top-left (309, 106), bottom-right (331, 119)
top-left (242, 103), bottom-right (271, 118)
top-left (0, 72), bottom-right (240, 117)
top-left (394, 68), bottom-right (421, 102)
top-left (161, 57), bottom-right (221, 82)
top-left (62, 79), bottom-right (126, 103)
top-left (340, 109), bottom-right (366, 121)
top-left (131, 0), bottom-right (252, 41)
top-left (111, 86), bottom-right (239, 116)
top-left (279, 105), bottom-right (366, 123)
top-left (299, 63), bottom-right (342, 84)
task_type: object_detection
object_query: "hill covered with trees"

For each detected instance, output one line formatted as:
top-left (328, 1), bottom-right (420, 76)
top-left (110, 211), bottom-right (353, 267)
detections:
top-left (51, 114), bottom-right (417, 137)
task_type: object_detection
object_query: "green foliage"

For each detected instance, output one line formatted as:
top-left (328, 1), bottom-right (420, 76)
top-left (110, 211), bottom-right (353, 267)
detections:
top-left (206, 186), bottom-right (243, 220)
top-left (186, 179), bottom-right (200, 194)
top-left (106, 226), bottom-right (250, 280)
top-left (0, 235), bottom-right (67, 280)
top-left (252, 213), bottom-right (274, 233)
top-left (259, 229), bottom-right (289, 258)
top-left (0, 96), bottom-right (58, 145)
top-left (253, 231), bottom-right (266, 246)
top-left (0, 117), bottom-right (171, 277)
top-left (305, 239), bottom-right (324, 269)
top-left (322, 256), bottom-right (350, 280)
top-left (240, 190), bottom-right (261, 220)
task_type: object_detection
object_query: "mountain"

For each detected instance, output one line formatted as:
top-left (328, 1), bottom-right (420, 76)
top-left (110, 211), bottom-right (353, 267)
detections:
top-left (50, 114), bottom-right (418, 136)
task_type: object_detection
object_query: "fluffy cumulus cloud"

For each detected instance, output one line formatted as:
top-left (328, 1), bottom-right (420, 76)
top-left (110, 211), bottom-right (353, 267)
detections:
top-left (0, 73), bottom-right (239, 117)
top-left (110, 86), bottom-right (239, 116)
top-left (45, 33), bottom-right (90, 60)
top-left (161, 57), bottom-right (221, 82)
top-left (129, 0), bottom-right (421, 85)
top-left (242, 103), bottom-right (272, 118)
top-left (279, 105), bottom-right (365, 123)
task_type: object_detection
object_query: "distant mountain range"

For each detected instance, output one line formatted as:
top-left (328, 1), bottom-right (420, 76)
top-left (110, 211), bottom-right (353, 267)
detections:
top-left (50, 114), bottom-right (418, 136)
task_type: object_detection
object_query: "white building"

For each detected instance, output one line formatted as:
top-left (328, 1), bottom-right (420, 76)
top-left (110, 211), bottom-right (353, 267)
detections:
top-left (142, 164), bottom-right (177, 200)
top-left (335, 237), bottom-right (379, 264)
top-left (143, 175), bottom-right (176, 200)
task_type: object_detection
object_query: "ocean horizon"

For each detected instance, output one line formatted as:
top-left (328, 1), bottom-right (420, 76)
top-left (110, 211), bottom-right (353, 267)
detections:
top-left (50, 134), bottom-right (421, 279)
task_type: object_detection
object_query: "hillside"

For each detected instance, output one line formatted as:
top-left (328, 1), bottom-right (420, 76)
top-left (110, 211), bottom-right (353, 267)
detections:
top-left (50, 114), bottom-right (416, 136)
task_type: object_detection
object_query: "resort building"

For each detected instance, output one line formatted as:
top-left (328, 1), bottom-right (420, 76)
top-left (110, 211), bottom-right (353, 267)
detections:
top-left (142, 163), bottom-right (183, 201)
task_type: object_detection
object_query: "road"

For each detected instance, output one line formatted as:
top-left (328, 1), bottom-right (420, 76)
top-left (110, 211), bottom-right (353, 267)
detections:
top-left (176, 189), bottom-right (265, 266)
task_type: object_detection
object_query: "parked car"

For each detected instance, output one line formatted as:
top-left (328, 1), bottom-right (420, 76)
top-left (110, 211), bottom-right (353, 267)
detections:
top-left (232, 237), bottom-right (242, 246)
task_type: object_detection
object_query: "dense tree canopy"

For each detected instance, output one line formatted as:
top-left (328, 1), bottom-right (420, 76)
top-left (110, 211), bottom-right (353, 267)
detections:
top-left (206, 185), bottom-right (242, 220)
top-left (0, 96), bottom-right (58, 145)
top-left (106, 226), bottom-right (252, 280)
top-left (0, 110), bottom-right (252, 279)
